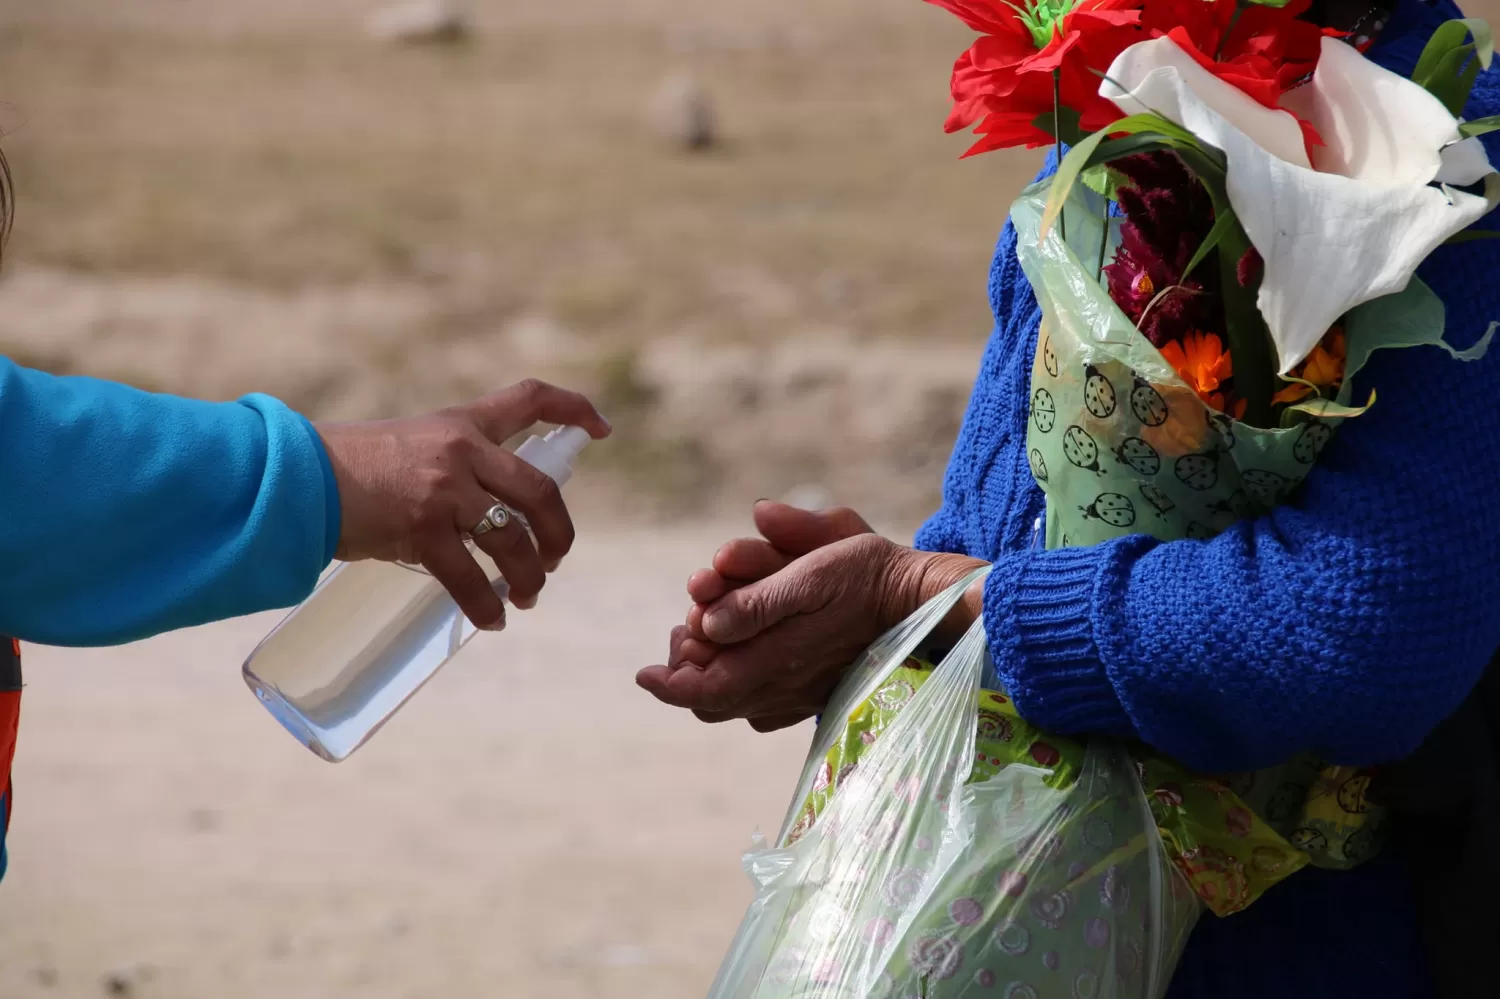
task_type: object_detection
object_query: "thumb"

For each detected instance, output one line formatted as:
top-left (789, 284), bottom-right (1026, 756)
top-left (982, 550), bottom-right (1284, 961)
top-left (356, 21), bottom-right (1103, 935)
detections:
top-left (753, 501), bottom-right (874, 557)
top-left (700, 568), bottom-right (816, 644)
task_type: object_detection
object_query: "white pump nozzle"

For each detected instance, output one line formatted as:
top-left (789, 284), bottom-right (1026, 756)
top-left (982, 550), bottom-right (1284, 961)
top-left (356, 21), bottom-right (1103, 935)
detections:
top-left (513, 425), bottom-right (591, 487)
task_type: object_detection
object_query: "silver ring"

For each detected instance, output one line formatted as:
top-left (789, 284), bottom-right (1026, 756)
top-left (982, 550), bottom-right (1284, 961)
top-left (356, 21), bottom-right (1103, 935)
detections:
top-left (470, 502), bottom-right (513, 537)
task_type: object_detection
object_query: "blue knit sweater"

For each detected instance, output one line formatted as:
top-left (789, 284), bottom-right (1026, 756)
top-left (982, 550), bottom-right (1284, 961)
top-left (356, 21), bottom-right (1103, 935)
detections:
top-left (915, 2), bottom-right (1500, 995)
top-left (0, 369), bottom-right (339, 646)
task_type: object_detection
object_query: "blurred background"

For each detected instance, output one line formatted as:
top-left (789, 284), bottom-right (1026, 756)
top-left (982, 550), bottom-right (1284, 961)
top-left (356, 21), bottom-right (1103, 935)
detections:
top-left (0, 1), bottom-right (1045, 997)
top-left (0, 0), bottom-right (1048, 524)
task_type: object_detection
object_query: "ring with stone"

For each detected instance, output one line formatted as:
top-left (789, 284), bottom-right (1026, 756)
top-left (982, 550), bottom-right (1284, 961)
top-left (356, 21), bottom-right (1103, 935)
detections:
top-left (470, 502), bottom-right (513, 537)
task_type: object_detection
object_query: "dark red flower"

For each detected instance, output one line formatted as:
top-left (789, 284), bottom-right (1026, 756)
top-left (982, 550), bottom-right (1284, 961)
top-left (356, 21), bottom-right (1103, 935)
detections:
top-left (930, 0), bottom-right (1144, 153)
top-left (1236, 246), bottom-right (1263, 289)
top-left (1103, 152), bottom-right (1224, 346)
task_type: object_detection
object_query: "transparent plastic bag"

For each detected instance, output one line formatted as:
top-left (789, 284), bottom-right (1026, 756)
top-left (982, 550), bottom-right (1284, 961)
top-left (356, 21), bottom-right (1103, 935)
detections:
top-left (705, 571), bottom-right (1200, 999)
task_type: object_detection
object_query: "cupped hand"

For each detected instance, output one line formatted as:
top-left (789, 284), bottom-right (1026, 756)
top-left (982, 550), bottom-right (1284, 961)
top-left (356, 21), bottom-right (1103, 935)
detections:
top-left (639, 500), bottom-right (989, 731)
top-left (315, 379), bottom-right (610, 631)
top-left (681, 502), bottom-right (877, 643)
top-left (637, 529), bottom-right (925, 730)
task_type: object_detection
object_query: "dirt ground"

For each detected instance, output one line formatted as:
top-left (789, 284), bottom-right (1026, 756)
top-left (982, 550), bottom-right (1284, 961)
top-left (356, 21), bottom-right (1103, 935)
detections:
top-left (0, 523), bottom-right (886, 999)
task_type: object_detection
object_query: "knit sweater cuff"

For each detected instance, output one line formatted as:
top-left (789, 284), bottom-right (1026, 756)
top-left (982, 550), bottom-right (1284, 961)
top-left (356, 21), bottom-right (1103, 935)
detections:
top-left (983, 546), bottom-right (1137, 739)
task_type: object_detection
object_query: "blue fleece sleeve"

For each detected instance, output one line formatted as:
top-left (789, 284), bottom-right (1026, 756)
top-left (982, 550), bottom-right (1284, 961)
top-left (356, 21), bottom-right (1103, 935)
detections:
top-left (0, 358), bottom-right (340, 646)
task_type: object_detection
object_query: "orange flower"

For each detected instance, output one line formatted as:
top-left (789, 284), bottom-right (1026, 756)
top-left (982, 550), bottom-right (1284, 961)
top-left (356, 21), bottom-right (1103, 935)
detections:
top-left (1160, 330), bottom-right (1233, 410)
top-left (1272, 326), bottom-right (1347, 406)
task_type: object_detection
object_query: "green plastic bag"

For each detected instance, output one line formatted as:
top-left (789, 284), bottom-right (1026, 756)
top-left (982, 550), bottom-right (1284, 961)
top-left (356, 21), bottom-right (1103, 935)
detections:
top-left (705, 573), bottom-right (1201, 999)
top-left (786, 663), bottom-right (1310, 918)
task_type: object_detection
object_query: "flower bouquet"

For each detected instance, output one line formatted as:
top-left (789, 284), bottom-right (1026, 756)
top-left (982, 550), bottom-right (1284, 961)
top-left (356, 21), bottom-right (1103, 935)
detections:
top-left (953, 0), bottom-right (1498, 885)
top-left (1007, 0), bottom-right (1498, 892)
top-left (702, 3), bottom-right (1500, 997)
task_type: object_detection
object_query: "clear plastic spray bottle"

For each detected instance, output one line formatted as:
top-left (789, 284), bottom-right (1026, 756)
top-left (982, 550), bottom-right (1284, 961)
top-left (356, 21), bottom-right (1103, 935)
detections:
top-left (242, 426), bottom-right (591, 762)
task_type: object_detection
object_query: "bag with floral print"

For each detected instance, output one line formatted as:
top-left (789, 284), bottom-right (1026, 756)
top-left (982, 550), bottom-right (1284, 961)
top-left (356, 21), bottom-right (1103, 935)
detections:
top-left (705, 570), bottom-right (1201, 999)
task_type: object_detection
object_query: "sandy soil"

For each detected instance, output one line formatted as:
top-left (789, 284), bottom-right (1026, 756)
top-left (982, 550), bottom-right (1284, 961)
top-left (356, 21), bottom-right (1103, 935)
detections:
top-left (0, 524), bottom-right (856, 999)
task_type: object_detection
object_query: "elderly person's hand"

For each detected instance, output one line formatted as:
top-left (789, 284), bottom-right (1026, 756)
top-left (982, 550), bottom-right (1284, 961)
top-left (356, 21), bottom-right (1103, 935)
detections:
top-left (316, 379), bottom-right (610, 631)
top-left (636, 501), bottom-right (986, 731)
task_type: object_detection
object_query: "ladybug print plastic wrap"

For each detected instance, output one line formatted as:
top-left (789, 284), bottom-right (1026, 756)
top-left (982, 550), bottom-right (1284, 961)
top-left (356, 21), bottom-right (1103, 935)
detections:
top-left (1013, 181), bottom-right (1461, 554)
top-left (1062, 426), bottom-right (1104, 475)
top-left (1083, 365), bottom-right (1117, 419)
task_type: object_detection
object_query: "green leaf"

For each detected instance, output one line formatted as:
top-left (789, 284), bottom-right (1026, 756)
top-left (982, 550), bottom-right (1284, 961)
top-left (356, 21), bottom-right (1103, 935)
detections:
top-left (1445, 228), bottom-right (1500, 244)
top-left (1041, 113), bottom-right (1225, 238)
top-left (1428, 45), bottom-right (1484, 116)
top-left (1414, 18), bottom-right (1494, 84)
top-left (1171, 144), bottom-right (1230, 193)
top-left (1033, 106), bottom-right (1086, 147)
top-left (1182, 179), bottom-right (1274, 427)
top-left (1217, 233), bottom-right (1276, 427)
top-left (1271, 374), bottom-right (1319, 424)
top-left (1080, 164), bottom-right (1122, 201)
top-left (1413, 18), bottom-right (1494, 115)
top-left (1458, 114), bottom-right (1500, 138)
top-left (1181, 204), bottom-right (1237, 281)
top-left (1286, 389), bottom-right (1376, 421)
top-left (1086, 133), bottom-right (1178, 165)
top-left (1042, 126), bottom-right (1113, 239)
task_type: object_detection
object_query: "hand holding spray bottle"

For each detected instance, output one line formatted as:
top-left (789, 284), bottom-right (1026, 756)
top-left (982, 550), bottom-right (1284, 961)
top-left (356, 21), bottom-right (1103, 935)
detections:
top-left (243, 426), bottom-right (592, 762)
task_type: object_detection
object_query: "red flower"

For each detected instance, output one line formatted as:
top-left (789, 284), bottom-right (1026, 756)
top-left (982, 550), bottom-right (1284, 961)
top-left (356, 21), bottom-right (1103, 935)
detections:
top-left (930, 0), bottom-right (1144, 153)
top-left (1140, 0), bottom-right (1325, 109)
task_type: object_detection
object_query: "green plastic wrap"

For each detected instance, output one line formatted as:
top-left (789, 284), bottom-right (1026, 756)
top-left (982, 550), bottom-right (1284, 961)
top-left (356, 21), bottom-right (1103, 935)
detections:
top-left (1006, 174), bottom-right (1495, 879)
top-left (1011, 180), bottom-right (1476, 549)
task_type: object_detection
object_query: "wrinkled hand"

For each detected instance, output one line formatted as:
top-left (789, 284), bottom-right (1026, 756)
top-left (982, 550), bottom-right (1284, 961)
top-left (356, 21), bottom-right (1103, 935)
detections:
top-left (315, 379), bottom-right (610, 631)
top-left (679, 502), bottom-right (878, 648)
top-left (638, 532), bottom-right (920, 730)
top-left (637, 501), bottom-right (989, 731)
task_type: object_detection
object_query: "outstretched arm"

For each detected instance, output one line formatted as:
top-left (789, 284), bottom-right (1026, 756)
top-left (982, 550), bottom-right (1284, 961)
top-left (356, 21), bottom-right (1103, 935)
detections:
top-left (0, 358), bottom-right (339, 646)
top-left (0, 362), bottom-right (611, 647)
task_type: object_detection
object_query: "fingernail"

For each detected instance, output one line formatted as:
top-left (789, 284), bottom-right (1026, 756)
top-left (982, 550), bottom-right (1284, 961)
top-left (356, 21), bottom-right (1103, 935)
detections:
top-left (704, 608), bottom-right (728, 637)
top-left (600, 415), bottom-right (613, 433)
top-left (514, 594), bottom-right (537, 610)
top-left (483, 616), bottom-right (507, 633)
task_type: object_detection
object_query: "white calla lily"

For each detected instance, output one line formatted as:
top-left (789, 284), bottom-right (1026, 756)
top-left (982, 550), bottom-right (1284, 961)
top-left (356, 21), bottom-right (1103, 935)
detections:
top-left (1100, 35), bottom-right (1497, 374)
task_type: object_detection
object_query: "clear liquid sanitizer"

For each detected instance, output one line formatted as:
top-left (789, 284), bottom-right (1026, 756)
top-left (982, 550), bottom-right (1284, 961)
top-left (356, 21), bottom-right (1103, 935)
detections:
top-left (242, 425), bottom-right (591, 761)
